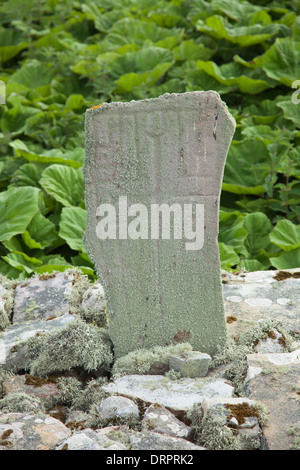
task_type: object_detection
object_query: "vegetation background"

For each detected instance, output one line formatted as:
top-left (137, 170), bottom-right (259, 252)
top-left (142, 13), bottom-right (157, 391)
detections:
top-left (0, 0), bottom-right (299, 281)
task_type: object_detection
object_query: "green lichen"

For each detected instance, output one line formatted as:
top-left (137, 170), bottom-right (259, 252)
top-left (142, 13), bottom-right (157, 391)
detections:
top-left (25, 317), bottom-right (113, 377)
top-left (0, 392), bottom-right (44, 413)
top-left (112, 342), bottom-right (193, 379)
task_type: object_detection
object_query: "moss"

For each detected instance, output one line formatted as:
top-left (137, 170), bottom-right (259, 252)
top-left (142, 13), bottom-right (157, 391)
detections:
top-left (112, 342), bottom-right (193, 379)
top-left (25, 317), bottom-right (113, 377)
top-left (273, 271), bottom-right (300, 281)
top-left (226, 315), bottom-right (237, 324)
top-left (0, 392), bottom-right (44, 413)
top-left (225, 402), bottom-right (260, 425)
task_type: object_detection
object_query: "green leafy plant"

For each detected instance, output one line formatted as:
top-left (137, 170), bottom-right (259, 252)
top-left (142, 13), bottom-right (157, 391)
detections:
top-left (0, 0), bottom-right (299, 280)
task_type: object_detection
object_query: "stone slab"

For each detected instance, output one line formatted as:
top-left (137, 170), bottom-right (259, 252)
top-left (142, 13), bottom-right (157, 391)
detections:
top-left (223, 268), bottom-right (300, 339)
top-left (102, 374), bottom-right (234, 415)
top-left (0, 313), bottom-right (75, 369)
top-left (0, 412), bottom-right (71, 450)
top-left (84, 91), bottom-right (236, 358)
top-left (12, 272), bottom-right (74, 324)
top-left (245, 349), bottom-right (300, 450)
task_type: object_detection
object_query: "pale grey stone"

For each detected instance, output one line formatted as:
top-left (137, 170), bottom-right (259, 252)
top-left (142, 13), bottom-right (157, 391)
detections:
top-left (246, 351), bottom-right (300, 450)
top-left (84, 91), bottom-right (236, 358)
top-left (102, 374), bottom-right (234, 414)
top-left (81, 282), bottom-right (107, 326)
top-left (0, 412), bottom-right (71, 450)
top-left (0, 313), bottom-right (75, 369)
top-left (223, 268), bottom-right (300, 339)
top-left (56, 427), bottom-right (129, 450)
top-left (12, 272), bottom-right (74, 324)
top-left (143, 404), bottom-right (192, 439)
top-left (97, 396), bottom-right (140, 424)
top-left (169, 351), bottom-right (211, 377)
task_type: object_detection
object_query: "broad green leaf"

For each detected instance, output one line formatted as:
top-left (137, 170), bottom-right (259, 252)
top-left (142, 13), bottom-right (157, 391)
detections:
top-left (40, 164), bottom-right (84, 207)
top-left (195, 60), bottom-right (273, 94)
top-left (173, 40), bottom-right (213, 61)
top-left (219, 210), bottom-right (248, 252)
top-left (59, 207), bottom-right (86, 252)
top-left (242, 212), bottom-right (273, 259)
top-left (10, 140), bottom-right (84, 168)
top-left (0, 186), bottom-right (40, 242)
top-left (12, 163), bottom-right (43, 188)
top-left (0, 28), bottom-right (28, 63)
top-left (22, 212), bottom-right (59, 250)
top-left (196, 15), bottom-right (280, 47)
top-left (270, 219), bottom-right (300, 252)
top-left (219, 242), bottom-right (240, 269)
top-left (2, 251), bottom-right (42, 274)
top-left (223, 140), bottom-right (268, 194)
top-left (276, 100), bottom-right (300, 129)
top-left (237, 259), bottom-right (266, 272)
top-left (65, 94), bottom-right (86, 111)
top-left (270, 248), bottom-right (300, 269)
top-left (212, 0), bottom-right (261, 22)
top-left (7, 59), bottom-right (57, 95)
top-left (109, 47), bottom-right (173, 78)
top-left (257, 38), bottom-right (300, 87)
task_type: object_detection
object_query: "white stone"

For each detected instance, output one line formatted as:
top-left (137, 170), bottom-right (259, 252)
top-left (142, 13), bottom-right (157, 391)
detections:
top-left (102, 375), bottom-right (234, 413)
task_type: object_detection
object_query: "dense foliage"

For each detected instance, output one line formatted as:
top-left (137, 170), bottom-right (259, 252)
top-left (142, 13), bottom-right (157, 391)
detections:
top-left (0, 0), bottom-right (299, 280)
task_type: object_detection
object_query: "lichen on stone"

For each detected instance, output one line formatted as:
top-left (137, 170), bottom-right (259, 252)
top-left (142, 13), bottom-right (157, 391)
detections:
top-left (112, 342), bottom-right (193, 379)
top-left (25, 317), bottom-right (113, 377)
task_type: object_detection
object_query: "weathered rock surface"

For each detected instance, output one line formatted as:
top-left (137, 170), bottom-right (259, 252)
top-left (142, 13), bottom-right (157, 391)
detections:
top-left (0, 412), bottom-right (71, 450)
top-left (246, 349), bottom-right (300, 450)
top-left (0, 313), bottom-right (75, 369)
top-left (223, 268), bottom-right (300, 338)
top-left (0, 268), bottom-right (299, 450)
top-left (102, 375), bottom-right (234, 415)
top-left (142, 404), bottom-right (193, 439)
top-left (97, 396), bottom-right (140, 425)
top-left (169, 351), bottom-right (211, 378)
top-left (13, 272), bottom-right (74, 324)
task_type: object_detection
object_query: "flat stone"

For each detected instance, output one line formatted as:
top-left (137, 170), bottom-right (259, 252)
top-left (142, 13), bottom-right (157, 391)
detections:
top-left (143, 404), bottom-right (192, 439)
top-left (0, 313), bottom-right (75, 369)
top-left (223, 268), bottom-right (300, 339)
top-left (245, 350), bottom-right (300, 450)
top-left (12, 272), bottom-right (74, 324)
top-left (102, 374), bottom-right (234, 416)
top-left (0, 412), bottom-right (71, 450)
top-left (169, 351), bottom-right (211, 377)
top-left (84, 91), bottom-right (236, 358)
top-left (56, 426), bottom-right (129, 450)
top-left (97, 396), bottom-right (140, 424)
top-left (128, 430), bottom-right (206, 450)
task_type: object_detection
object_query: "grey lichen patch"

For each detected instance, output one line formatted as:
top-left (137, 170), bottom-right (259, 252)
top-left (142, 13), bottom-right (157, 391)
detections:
top-left (112, 343), bottom-right (193, 379)
top-left (68, 269), bottom-right (91, 316)
top-left (0, 275), bottom-right (15, 332)
top-left (25, 317), bottom-right (113, 377)
top-left (0, 392), bottom-right (44, 413)
top-left (189, 404), bottom-right (243, 450)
